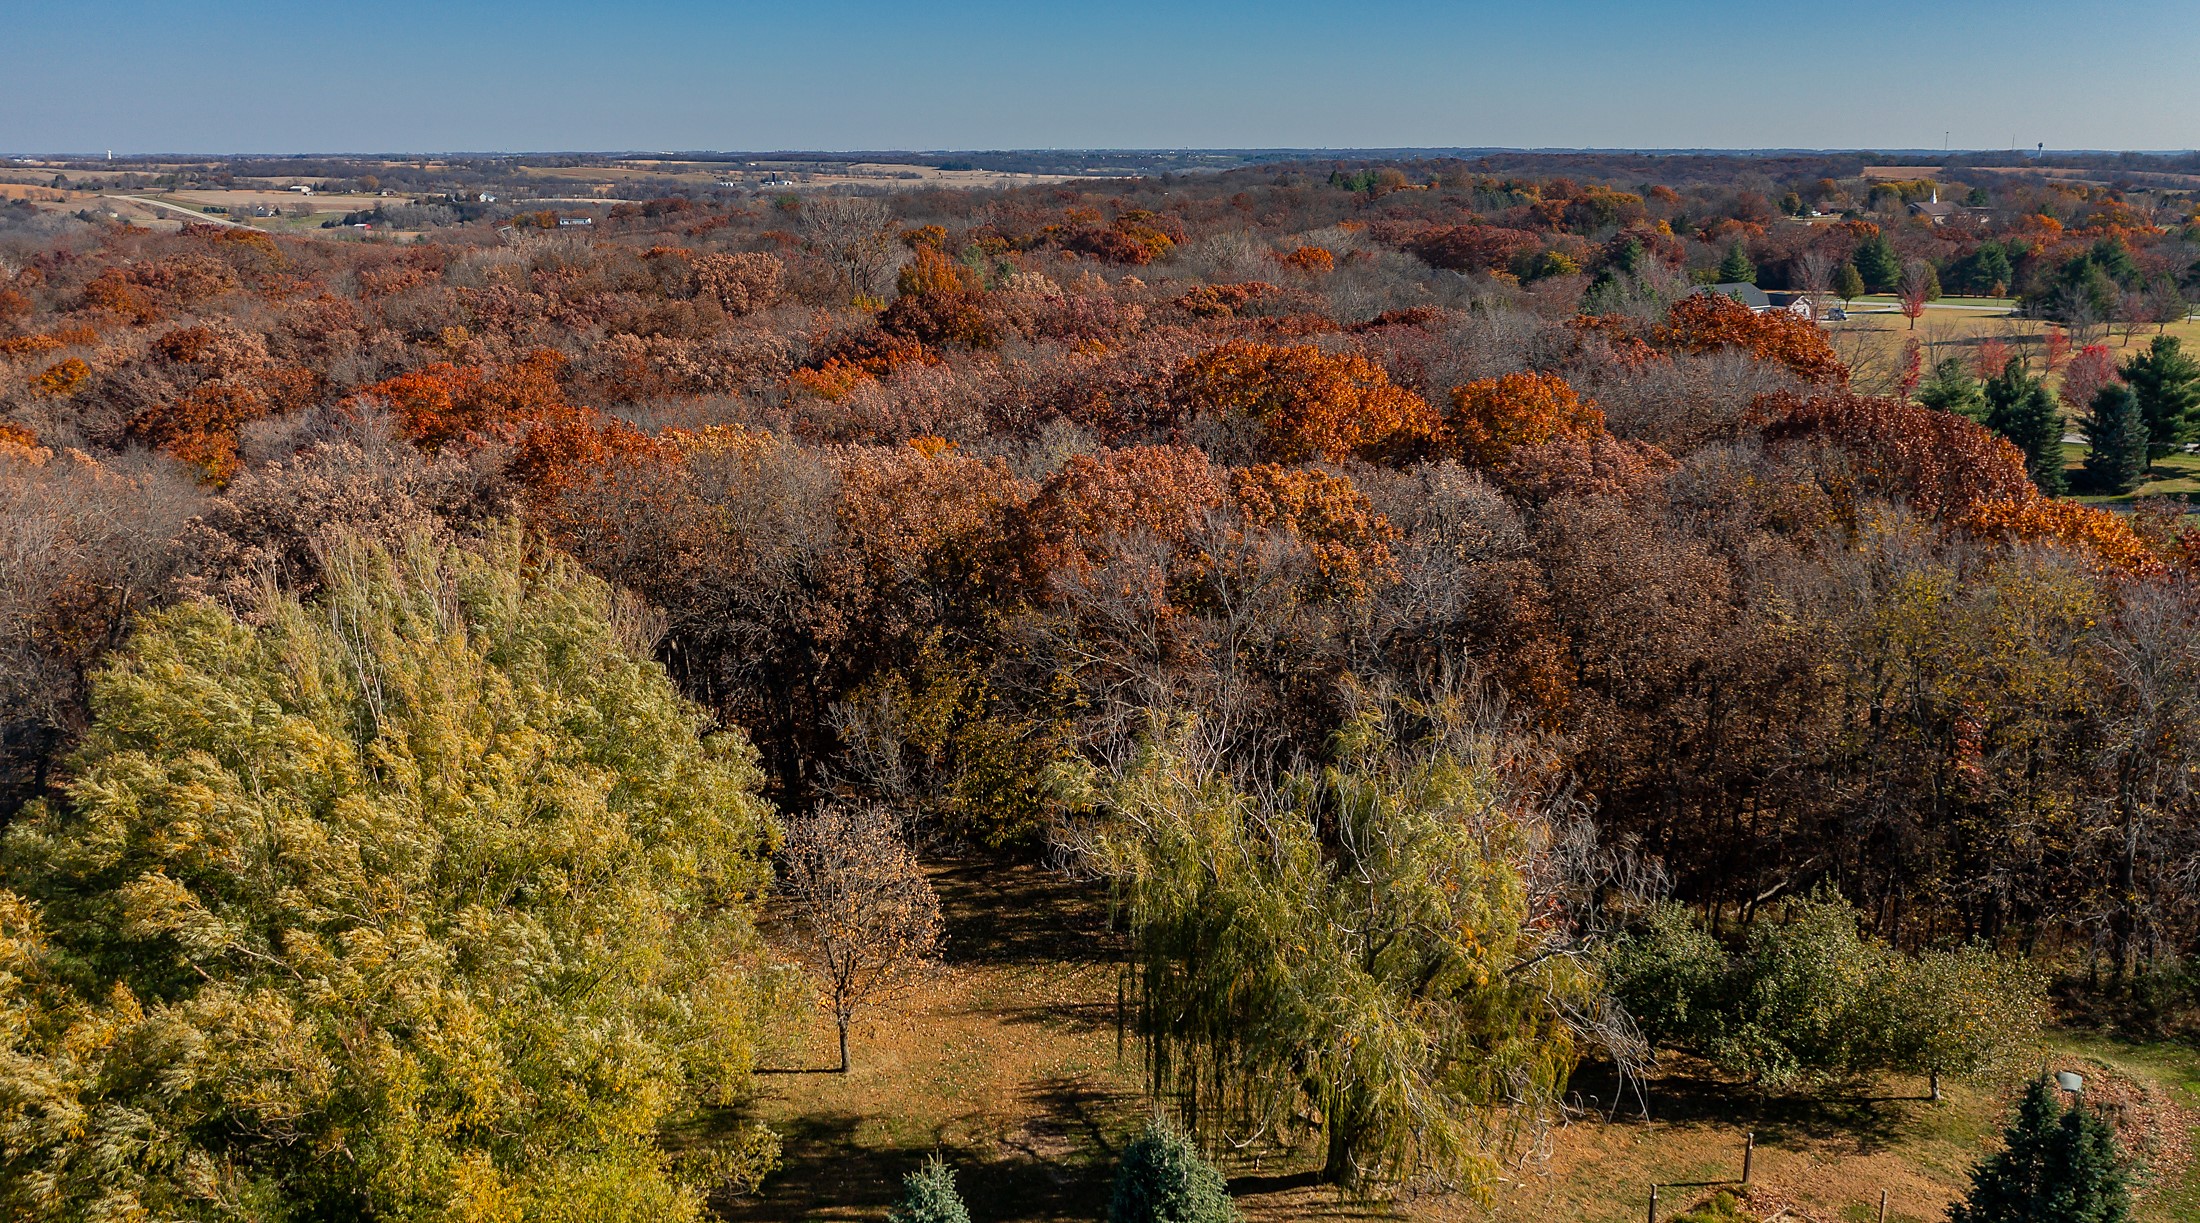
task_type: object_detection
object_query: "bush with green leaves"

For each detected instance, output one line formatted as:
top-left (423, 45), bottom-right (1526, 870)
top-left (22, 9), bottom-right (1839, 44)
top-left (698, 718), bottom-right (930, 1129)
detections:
top-left (1600, 901), bottom-right (1730, 1052)
top-left (1108, 1116), bottom-right (1238, 1223)
top-left (1605, 897), bottom-right (2046, 1091)
top-left (888, 1155), bottom-right (973, 1223)
top-left (1950, 1077), bottom-right (2130, 1223)
top-left (0, 528), bottom-right (782, 1222)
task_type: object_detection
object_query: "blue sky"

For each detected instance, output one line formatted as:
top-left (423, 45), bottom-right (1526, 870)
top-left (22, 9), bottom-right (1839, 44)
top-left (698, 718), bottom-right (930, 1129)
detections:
top-left (4, 0), bottom-right (2194, 153)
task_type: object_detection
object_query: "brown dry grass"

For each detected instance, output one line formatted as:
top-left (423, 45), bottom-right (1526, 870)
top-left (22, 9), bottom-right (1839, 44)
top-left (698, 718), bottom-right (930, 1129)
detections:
top-left (716, 858), bottom-right (2199, 1222)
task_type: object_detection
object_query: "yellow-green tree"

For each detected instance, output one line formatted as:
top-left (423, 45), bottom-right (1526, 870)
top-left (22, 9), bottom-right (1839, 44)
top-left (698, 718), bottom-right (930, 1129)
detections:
top-left (0, 527), bottom-right (782, 1222)
top-left (1078, 700), bottom-right (1590, 1195)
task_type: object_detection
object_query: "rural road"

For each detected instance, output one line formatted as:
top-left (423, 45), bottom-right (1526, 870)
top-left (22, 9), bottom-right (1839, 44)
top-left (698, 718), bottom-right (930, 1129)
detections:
top-left (108, 195), bottom-right (248, 227)
top-left (1838, 300), bottom-right (2017, 316)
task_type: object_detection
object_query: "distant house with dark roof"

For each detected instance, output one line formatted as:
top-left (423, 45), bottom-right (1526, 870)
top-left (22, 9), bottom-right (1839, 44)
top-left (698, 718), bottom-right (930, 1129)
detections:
top-left (1701, 282), bottom-right (1771, 310)
top-left (1695, 283), bottom-right (1816, 318)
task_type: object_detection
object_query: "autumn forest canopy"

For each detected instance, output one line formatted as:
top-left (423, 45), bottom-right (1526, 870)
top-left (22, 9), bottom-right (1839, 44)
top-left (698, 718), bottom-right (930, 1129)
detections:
top-left (4, 150), bottom-right (2200, 1219)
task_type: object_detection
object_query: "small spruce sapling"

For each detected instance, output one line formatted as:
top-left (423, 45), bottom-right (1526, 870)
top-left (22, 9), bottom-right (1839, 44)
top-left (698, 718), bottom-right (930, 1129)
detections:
top-left (888, 1155), bottom-right (973, 1223)
top-left (1109, 1116), bottom-right (1239, 1223)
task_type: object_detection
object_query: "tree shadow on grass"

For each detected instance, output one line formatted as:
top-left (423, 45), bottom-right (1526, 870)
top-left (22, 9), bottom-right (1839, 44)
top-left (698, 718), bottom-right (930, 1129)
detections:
top-left (712, 1112), bottom-right (899, 1222)
top-left (987, 997), bottom-right (1123, 1038)
top-left (928, 856), bottom-right (1122, 969)
top-left (1228, 1168), bottom-right (1323, 1195)
top-left (1566, 1056), bottom-right (1920, 1156)
top-left (713, 1109), bottom-right (1118, 1223)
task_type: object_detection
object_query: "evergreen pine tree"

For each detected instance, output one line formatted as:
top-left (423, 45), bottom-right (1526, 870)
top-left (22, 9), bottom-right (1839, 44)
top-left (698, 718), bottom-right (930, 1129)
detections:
top-left (2121, 334), bottom-right (2200, 459)
top-left (1985, 359), bottom-right (2067, 495)
top-left (2088, 237), bottom-right (2141, 288)
top-left (1833, 261), bottom-right (1866, 304)
top-left (1581, 239), bottom-right (1660, 317)
top-left (1949, 1077), bottom-right (2130, 1223)
top-left (2081, 384), bottom-right (2148, 495)
top-left (1109, 1117), bottom-right (1238, 1223)
top-left (889, 1155), bottom-right (973, 1223)
top-left (1916, 357), bottom-right (1988, 421)
top-left (2037, 257), bottom-right (2121, 330)
top-left (1717, 242), bottom-right (1756, 284)
top-left (1974, 242), bottom-right (2014, 296)
top-left (1854, 232), bottom-right (1902, 292)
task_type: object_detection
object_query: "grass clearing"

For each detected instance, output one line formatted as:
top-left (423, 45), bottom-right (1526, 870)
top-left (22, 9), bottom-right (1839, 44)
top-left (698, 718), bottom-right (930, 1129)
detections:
top-left (725, 858), bottom-right (2200, 1221)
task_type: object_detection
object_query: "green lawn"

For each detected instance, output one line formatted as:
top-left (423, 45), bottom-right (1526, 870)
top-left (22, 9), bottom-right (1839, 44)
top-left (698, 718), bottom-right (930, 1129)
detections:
top-left (1841, 294), bottom-right (2018, 311)
top-left (2065, 443), bottom-right (2200, 506)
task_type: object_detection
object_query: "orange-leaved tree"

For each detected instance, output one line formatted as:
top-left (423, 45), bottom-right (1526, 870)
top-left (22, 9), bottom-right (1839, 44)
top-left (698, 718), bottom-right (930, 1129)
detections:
top-left (352, 349), bottom-right (574, 449)
top-left (1655, 292), bottom-right (1847, 384)
top-left (1959, 495), bottom-right (2163, 577)
top-left (1440, 372), bottom-right (1674, 501)
top-left (1759, 389), bottom-right (2032, 522)
top-left (1174, 340), bottom-right (1437, 463)
top-left (30, 358), bottom-right (90, 398)
top-left (1440, 372), bottom-right (1605, 467)
top-left (1016, 445), bottom-right (1227, 588)
top-left (880, 246), bottom-right (994, 348)
top-left (1226, 463), bottom-right (1398, 601)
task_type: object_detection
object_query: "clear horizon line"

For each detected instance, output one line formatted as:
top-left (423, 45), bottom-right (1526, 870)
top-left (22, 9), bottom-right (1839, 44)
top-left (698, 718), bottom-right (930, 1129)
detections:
top-left (10, 145), bottom-right (2199, 160)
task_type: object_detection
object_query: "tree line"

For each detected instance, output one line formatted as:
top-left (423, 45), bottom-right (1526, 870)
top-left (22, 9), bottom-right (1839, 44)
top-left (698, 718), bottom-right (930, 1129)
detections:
top-left (2, 160), bottom-right (2196, 1213)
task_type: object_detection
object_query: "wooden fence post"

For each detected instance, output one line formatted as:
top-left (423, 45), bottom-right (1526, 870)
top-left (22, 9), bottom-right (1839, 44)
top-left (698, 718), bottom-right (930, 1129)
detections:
top-left (1742, 1131), bottom-right (1754, 1183)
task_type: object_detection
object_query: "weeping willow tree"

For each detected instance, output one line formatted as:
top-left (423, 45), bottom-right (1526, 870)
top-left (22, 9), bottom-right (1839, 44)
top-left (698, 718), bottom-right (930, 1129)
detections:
top-left (1077, 700), bottom-right (1596, 1195)
top-left (0, 527), bottom-right (782, 1222)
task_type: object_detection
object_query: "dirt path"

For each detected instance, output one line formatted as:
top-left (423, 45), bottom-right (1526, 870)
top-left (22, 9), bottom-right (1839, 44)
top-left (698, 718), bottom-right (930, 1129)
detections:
top-left (106, 194), bottom-right (248, 227)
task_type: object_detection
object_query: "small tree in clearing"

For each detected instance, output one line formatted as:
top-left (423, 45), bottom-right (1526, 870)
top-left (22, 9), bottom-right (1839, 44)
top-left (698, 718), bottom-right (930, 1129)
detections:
top-left (780, 804), bottom-right (945, 1072)
top-left (1792, 249), bottom-right (1835, 318)
top-left (1109, 1116), bottom-right (1238, 1223)
top-left (1833, 260), bottom-right (1866, 306)
top-left (1899, 261), bottom-right (1935, 330)
top-left (888, 1155), bottom-right (973, 1223)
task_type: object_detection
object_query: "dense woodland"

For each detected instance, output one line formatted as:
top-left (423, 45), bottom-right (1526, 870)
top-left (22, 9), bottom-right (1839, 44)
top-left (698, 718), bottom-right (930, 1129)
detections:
top-left (3, 155), bottom-right (2200, 1218)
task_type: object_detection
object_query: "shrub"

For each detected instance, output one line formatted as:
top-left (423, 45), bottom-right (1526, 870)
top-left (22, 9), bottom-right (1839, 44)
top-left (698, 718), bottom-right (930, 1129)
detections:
top-left (1671, 1190), bottom-right (1753, 1223)
top-left (1605, 896), bottom-right (2047, 1092)
top-left (888, 1155), bottom-right (973, 1223)
top-left (1108, 1116), bottom-right (1238, 1223)
top-left (1601, 902), bottom-right (1730, 1051)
